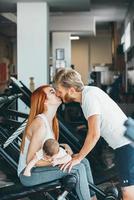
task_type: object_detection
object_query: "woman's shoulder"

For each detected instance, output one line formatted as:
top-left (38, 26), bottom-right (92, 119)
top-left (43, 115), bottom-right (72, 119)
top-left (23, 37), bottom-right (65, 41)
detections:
top-left (29, 116), bottom-right (47, 133)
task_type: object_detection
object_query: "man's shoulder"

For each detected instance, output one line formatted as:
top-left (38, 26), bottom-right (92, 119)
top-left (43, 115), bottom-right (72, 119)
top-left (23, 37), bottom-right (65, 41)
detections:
top-left (83, 86), bottom-right (101, 96)
top-left (84, 85), bottom-right (101, 91)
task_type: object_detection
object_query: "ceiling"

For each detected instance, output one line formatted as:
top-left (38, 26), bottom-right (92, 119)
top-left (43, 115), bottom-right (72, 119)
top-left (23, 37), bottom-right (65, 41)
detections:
top-left (0, 15), bottom-right (16, 37)
top-left (0, 0), bottom-right (132, 38)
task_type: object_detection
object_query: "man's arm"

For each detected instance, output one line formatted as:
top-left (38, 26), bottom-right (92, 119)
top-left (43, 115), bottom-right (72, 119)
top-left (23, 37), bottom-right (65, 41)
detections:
top-left (61, 115), bottom-right (100, 172)
top-left (78, 114), bottom-right (100, 160)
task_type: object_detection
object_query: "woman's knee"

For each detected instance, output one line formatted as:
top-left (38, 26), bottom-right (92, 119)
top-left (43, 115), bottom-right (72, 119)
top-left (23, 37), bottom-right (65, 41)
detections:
top-left (72, 162), bottom-right (87, 177)
top-left (82, 158), bottom-right (90, 164)
top-left (19, 175), bottom-right (33, 187)
top-left (81, 158), bottom-right (91, 169)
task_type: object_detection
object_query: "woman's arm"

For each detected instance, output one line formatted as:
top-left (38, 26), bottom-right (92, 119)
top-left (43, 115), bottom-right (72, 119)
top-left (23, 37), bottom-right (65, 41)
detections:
top-left (26, 118), bottom-right (52, 167)
top-left (35, 159), bottom-right (52, 167)
top-left (23, 154), bottom-right (39, 176)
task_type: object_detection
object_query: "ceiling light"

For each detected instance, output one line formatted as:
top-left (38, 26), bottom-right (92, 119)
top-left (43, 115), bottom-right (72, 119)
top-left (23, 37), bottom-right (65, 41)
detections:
top-left (70, 36), bottom-right (80, 40)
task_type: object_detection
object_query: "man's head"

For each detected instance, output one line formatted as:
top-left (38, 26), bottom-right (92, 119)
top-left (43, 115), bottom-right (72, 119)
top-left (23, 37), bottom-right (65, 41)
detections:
top-left (53, 68), bottom-right (84, 103)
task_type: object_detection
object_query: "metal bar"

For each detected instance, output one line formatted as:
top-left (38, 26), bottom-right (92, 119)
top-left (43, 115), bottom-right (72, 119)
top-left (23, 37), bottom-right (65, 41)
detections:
top-left (10, 77), bottom-right (31, 107)
top-left (0, 127), bottom-right (20, 152)
top-left (6, 109), bottom-right (28, 118)
top-left (5, 119), bottom-right (22, 126)
top-left (89, 182), bottom-right (106, 198)
top-left (0, 147), bottom-right (17, 170)
top-left (3, 120), bottom-right (27, 148)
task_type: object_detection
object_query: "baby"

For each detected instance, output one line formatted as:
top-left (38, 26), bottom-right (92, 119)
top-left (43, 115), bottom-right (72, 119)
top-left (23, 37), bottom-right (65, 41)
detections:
top-left (23, 138), bottom-right (72, 176)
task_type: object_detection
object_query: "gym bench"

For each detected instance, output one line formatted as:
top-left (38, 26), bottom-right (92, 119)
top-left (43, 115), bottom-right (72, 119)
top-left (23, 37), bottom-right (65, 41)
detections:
top-left (0, 175), bottom-right (77, 200)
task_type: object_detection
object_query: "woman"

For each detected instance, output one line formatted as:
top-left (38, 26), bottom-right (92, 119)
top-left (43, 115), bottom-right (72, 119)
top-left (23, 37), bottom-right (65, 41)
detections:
top-left (18, 85), bottom-right (96, 200)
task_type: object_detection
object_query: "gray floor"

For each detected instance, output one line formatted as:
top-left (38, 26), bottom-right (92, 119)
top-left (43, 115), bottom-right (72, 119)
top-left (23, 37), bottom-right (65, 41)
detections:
top-left (0, 173), bottom-right (29, 200)
top-left (0, 160), bottom-right (30, 200)
top-left (0, 170), bottom-right (14, 188)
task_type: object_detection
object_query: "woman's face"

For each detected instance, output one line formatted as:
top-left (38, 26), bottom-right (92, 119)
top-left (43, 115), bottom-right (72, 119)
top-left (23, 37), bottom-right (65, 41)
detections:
top-left (44, 87), bottom-right (62, 106)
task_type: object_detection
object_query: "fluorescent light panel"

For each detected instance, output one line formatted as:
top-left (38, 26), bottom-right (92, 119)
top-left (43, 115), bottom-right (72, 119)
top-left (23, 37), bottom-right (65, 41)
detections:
top-left (70, 36), bottom-right (80, 40)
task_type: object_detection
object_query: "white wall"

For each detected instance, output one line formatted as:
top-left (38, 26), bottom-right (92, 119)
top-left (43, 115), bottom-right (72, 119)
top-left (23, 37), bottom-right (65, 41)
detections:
top-left (71, 37), bottom-right (89, 84)
top-left (50, 14), bottom-right (95, 35)
top-left (52, 32), bottom-right (71, 69)
top-left (17, 2), bottom-right (49, 89)
top-left (124, 1), bottom-right (134, 85)
top-left (71, 34), bottom-right (112, 84)
top-left (124, 1), bottom-right (134, 47)
top-left (90, 34), bottom-right (112, 65)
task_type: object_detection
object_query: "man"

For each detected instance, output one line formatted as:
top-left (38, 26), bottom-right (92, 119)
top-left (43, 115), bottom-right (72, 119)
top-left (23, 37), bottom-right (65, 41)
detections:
top-left (54, 68), bottom-right (134, 200)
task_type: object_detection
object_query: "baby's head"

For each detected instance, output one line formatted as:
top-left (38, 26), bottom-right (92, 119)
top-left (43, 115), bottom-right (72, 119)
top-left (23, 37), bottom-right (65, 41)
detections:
top-left (43, 138), bottom-right (59, 157)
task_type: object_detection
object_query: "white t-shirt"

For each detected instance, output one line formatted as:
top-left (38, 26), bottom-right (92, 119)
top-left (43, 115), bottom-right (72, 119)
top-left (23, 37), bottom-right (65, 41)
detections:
top-left (81, 86), bottom-right (131, 149)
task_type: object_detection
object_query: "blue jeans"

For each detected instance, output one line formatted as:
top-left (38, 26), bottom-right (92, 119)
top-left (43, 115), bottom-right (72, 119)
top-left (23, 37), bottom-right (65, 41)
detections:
top-left (19, 158), bottom-right (94, 200)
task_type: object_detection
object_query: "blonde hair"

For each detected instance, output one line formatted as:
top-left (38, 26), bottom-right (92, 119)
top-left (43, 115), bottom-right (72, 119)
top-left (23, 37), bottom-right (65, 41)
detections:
top-left (20, 85), bottom-right (59, 152)
top-left (54, 68), bottom-right (84, 92)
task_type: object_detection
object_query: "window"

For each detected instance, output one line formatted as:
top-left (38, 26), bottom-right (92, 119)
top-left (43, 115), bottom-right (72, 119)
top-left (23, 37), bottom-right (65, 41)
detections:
top-left (124, 22), bottom-right (131, 51)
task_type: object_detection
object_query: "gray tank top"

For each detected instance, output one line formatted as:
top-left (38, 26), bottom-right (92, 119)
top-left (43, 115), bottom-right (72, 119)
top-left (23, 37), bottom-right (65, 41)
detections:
top-left (17, 114), bottom-right (54, 176)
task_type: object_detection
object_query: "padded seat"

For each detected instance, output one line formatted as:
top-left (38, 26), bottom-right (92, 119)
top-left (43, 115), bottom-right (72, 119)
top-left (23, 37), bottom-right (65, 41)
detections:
top-left (0, 179), bottom-right (62, 200)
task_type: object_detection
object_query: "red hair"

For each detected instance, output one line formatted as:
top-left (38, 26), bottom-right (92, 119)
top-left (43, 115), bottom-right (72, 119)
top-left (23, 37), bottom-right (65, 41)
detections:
top-left (21, 85), bottom-right (59, 152)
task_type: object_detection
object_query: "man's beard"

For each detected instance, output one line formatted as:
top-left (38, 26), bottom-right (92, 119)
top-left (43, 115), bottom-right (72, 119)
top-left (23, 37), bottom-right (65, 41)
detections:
top-left (64, 93), bottom-right (75, 103)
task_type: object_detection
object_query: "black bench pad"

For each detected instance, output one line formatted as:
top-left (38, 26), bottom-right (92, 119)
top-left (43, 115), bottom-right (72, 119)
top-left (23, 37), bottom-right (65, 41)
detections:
top-left (0, 180), bottom-right (61, 200)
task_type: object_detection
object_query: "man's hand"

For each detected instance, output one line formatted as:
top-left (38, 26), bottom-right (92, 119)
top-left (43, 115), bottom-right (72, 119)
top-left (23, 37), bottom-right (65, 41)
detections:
top-left (60, 154), bottom-right (81, 172)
